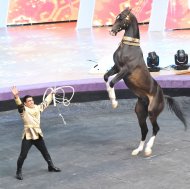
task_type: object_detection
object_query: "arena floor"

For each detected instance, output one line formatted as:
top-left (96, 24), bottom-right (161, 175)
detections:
top-left (0, 98), bottom-right (190, 189)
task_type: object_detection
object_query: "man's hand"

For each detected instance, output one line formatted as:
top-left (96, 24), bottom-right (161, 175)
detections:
top-left (11, 86), bottom-right (19, 99)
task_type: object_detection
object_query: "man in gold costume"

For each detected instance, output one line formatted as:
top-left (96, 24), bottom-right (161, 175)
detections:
top-left (11, 86), bottom-right (61, 180)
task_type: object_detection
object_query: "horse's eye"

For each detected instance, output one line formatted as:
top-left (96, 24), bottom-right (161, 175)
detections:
top-left (116, 14), bottom-right (123, 20)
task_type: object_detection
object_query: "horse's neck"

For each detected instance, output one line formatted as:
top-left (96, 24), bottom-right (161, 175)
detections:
top-left (124, 23), bottom-right (140, 40)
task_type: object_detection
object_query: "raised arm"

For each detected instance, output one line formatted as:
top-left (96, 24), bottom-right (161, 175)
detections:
top-left (11, 86), bottom-right (19, 99)
top-left (11, 86), bottom-right (24, 113)
top-left (38, 92), bottom-right (54, 112)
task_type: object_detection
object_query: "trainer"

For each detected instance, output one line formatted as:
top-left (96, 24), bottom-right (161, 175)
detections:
top-left (11, 86), bottom-right (61, 180)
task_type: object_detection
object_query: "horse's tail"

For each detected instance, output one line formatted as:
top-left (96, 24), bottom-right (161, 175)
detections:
top-left (164, 95), bottom-right (187, 130)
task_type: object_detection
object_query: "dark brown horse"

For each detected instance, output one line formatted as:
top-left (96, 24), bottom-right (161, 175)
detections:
top-left (104, 8), bottom-right (187, 156)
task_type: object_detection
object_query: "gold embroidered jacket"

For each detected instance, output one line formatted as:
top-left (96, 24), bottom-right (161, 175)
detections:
top-left (15, 94), bottom-right (53, 140)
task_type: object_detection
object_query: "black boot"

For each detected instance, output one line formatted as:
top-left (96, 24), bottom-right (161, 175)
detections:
top-left (16, 169), bottom-right (23, 180)
top-left (48, 165), bottom-right (61, 172)
top-left (47, 158), bottom-right (61, 172)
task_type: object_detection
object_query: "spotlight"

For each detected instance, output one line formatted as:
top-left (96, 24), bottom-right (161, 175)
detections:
top-left (174, 49), bottom-right (189, 70)
top-left (147, 51), bottom-right (160, 72)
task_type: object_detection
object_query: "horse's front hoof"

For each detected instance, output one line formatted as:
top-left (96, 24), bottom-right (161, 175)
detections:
top-left (144, 148), bottom-right (152, 157)
top-left (112, 100), bottom-right (118, 109)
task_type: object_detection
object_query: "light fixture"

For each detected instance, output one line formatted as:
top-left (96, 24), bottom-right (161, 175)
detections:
top-left (174, 49), bottom-right (189, 70)
top-left (147, 51), bottom-right (160, 72)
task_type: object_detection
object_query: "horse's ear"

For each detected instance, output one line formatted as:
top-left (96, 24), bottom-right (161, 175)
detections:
top-left (128, 8), bottom-right (132, 13)
top-left (125, 7), bottom-right (132, 13)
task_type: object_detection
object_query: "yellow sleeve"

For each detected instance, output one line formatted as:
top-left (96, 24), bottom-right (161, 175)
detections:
top-left (38, 93), bottom-right (53, 112)
top-left (45, 93), bottom-right (53, 104)
top-left (15, 97), bottom-right (22, 105)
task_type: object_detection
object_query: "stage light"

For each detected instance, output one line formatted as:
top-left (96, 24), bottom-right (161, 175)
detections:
top-left (147, 51), bottom-right (160, 72)
top-left (174, 49), bottom-right (189, 70)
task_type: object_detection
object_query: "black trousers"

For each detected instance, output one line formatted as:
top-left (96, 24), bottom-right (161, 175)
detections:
top-left (17, 136), bottom-right (53, 170)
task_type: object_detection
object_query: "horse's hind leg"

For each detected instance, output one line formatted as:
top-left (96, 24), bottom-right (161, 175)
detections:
top-left (144, 117), bottom-right (159, 156)
top-left (132, 98), bottom-right (148, 155)
top-left (145, 89), bottom-right (164, 156)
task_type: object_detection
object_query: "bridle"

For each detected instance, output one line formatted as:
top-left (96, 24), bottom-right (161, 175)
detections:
top-left (116, 10), bottom-right (131, 32)
top-left (120, 9), bottom-right (140, 47)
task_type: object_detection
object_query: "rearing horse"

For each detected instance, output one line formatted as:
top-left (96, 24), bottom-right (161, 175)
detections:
top-left (104, 8), bottom-right (187, 156)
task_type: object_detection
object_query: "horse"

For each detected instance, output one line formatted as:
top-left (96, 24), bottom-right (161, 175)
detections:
top-left (104, 8), bottom-right (187, 156)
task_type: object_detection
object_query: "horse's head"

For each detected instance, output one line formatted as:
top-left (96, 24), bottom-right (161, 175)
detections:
top-left (110, 8), bottom-right (132, 36)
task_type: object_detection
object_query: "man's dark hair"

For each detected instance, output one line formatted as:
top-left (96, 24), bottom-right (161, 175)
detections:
top-left (23, 95), bottom-right (33, 103)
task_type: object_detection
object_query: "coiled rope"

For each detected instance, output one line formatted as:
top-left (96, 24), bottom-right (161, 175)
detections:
top-left (43, 86), bottom-right (75, 125)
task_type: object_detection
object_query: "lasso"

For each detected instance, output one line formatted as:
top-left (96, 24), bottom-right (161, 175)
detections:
top-left (43, 86), bottom-right (75, 125)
